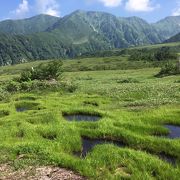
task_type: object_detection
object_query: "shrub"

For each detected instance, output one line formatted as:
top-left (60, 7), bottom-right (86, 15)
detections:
top-left (156, 61), bottom-right (180, 77)
top-left (116, 78), bottom-right (140, 83)
top-left (5, 80), bottom-right (20, 92)
top-left (154, 47), bottom-right (178, 61)
top-left (19, 60), bottom-right (63, 82)
top-left (0, 88), bottom-right (10, 101)
top-left (61, 80), bottom-right (77, 93)
top-left (19, 70), bottom-right (32, 82)
top-left (0, 110), bottom-right (9, 118)
top-left (129, 47), bottom-right (178, 62)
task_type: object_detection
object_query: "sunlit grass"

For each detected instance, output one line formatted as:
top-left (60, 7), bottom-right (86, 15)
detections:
top-left (0, 58), bottom-right (180, 179)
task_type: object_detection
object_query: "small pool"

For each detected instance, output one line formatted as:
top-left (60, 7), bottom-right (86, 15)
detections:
top-left (165, 125), bottom-right (180, 139)
top-left (16, 107), bottom-right (28, 112)
top-left (63, 113), bottom-right (101, 122)
top-left (158, 152), bottom-right (176, 166)
top-left (74, 137), bottom-right (125, 157)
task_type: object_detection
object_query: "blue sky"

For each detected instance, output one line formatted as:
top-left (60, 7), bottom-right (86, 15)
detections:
top-left (0, 0), bottom-right (179, 22)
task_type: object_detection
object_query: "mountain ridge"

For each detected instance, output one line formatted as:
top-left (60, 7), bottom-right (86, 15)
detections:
top-left (0, 10), bottom-right (180, 66)
top-left (0, 14), bottom-right (59, 35)
top-left (165, 32), bottom-right (180, 43)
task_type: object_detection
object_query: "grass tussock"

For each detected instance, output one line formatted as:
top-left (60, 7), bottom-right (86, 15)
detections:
top-left (0, 58), bottom-right (179, 179)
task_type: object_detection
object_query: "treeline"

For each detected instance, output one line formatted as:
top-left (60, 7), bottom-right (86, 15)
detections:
top-left (79, 45), bottom-right (179, 62)
top-left (128, 47), bottom-right (178, 61)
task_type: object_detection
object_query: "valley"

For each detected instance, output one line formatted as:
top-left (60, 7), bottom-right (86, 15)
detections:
top-left (0, 46), bottom-right (180, 179)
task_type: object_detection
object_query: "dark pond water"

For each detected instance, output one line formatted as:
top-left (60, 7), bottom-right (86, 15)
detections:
top-left (158, 152), bottom-right (176, 166)
top-left (74, 137), bottom-right (125, 157)
top-left (16, 107), bottom-right (28, 112)
top-left (165, 125), bottom-right (180, 139)
top-left (74, 138), bottom-right (177, 166)
top-left (63, 114), bottom-right (101, 122)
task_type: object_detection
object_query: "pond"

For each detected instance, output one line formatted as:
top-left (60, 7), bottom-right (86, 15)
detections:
top-left (63, 113), bottom-right (101, 122)
top-left (74, 137), bottom-right (177, 166)
top-left (16, 107), bottom-right (29, 112)
top-left (158, 152), bottom-right (176, 166)
top-left (74, 137), bottom-right (125, 157)
top-left (165, 125), bottom-right (180, 139)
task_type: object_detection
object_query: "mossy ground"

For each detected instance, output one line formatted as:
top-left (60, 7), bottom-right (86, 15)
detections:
top-left (0, 58), bottom-right (180, 179)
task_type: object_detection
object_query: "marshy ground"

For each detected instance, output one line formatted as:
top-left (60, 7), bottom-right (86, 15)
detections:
top-left (0, 58), bottom-right (180, 179)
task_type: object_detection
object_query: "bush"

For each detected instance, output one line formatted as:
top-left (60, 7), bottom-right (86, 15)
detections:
top-left (5, 80), bottom-right (20, 92)
top-left (19, 60), bottom-right (63, 82)
top-left (116, 78), bottom-right (140, 83)
top-left (154, 47), bottom-right (178, 61)
top-left (0, 110), bottom-right (9, 118)
top-left (156, 61), bottom-right (180, 77)
top-left (61, 80), bottom-right (77, 93)
top-left (0, 88), bottom-right (10, 101)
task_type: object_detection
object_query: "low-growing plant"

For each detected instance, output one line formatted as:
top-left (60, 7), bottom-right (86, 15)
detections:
top-left (116, 78), bottom-right (140, 83)
top-left (61, 80), bottom-right (77, 93)
top-left (0, 110), bottom-right (10, 118)
top-left (5, 80), bottom-right (21, 92)
top-left (0, 88), bottom-right (10, 101)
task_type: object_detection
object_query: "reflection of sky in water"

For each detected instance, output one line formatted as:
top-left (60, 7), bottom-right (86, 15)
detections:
top-left (165, 125), bottom-right (180, 139)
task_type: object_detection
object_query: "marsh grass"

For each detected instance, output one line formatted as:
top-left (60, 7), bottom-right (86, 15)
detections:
top-left (0, 57), bottom-right (179, 179)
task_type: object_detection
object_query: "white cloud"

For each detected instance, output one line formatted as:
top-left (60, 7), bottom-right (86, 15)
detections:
top-left (125, 0), bottom-right (158, 12)
top-left (35, 0), bottom-right (60, 16)
top-left (11, 0), bottom-right (29, 18)
top-left (172, 1), bottom-right (180, 16)
top-left (98, 0), bottom-right (122, 7)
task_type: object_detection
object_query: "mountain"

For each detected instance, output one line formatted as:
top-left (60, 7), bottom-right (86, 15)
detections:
top-left (0, 14), bottom-right (59, 35)
top-left (0, 10), bottom-right (180, 66)
top-left (153, 16), bottom-right (180, 40)
top-left (47, 11), bottom-right (162, 47)
top-left (165, 33), bottom-right (180, 43)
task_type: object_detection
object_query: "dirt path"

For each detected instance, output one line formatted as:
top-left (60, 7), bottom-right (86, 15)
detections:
top-left (0, 164), bottom-right (86, 180)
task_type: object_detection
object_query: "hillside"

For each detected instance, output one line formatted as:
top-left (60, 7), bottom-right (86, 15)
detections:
top-left (153, 16), bottom-right (180, 40)
top-left (48, 11), bottom-right (162, 47)
top-left (0, 11), bottom-right (180, 66)
top-left (165, 33), bottom-right (180, 43)
top-left (0, 14), bottom-right (59, 35)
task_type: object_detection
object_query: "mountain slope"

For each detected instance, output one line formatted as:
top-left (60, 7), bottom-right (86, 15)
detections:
top-left (48, 11), bottom-right (162, 48)
top-left (165, 33), bottom-right (180, 43)
top-left (153, 16), bottom-right (180, 40)
top-left (0, 11), bottom-right (180, 66)
top-left (0, 14), bottom-right (59, 35)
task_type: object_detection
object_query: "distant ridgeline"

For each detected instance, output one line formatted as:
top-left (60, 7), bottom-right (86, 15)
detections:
top-left (0, 11), bottom-right (180, 66)
top-left (165, 33), bottom-right (180, 43)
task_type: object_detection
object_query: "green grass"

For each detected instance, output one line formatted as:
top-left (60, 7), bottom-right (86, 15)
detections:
top-left (0, 56), bottom-right (180, 179)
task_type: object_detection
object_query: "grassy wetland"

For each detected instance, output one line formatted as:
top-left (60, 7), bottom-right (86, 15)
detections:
top-left (0, 46), bottom-right (180, 179)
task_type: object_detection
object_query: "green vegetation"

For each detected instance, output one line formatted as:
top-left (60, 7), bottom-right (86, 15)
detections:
top-left (156, 61), bottom-right (180, 77)
top-left (1, 11), bottom-right (180, 66)
top-left (19, 60), bottom-right (63, 82)
top-left (0, 52), bottom-right (180, 179)
top-left (0, 14), bottom-right (59, 35)
top-left (153, 15), bottom-right (180, 40)
top-left (128, 46), bottom-right (178, 61)
top-left (165, 32), bottom-right (180, 43)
